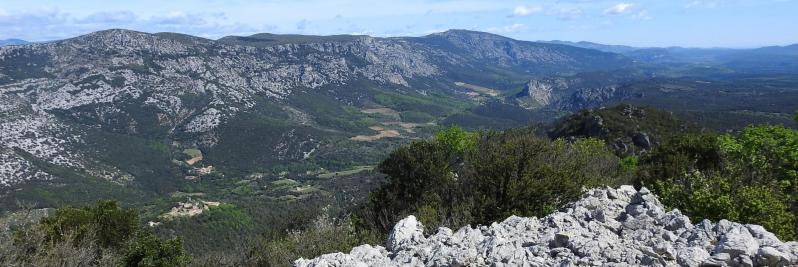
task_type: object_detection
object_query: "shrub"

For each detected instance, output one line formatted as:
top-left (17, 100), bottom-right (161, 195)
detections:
top-left (462, 134), bottom-right (622, 224)
top-left (2, 200), bottom-right (190, 267)
top-left (620, 156), bottom-right (639, 173)
top-left (2, 229), bottom-right (113, 266)
top-left (655, 171), bottom-right (796, 239)
top-left (244, 214), bottom-right (380, 267)
top-left (434, 126), bottom-right (477, 154)
top-left (122, 232), bottom-right (190, 267)
top-left (638, 133), bottom-right (723, 184)
top-left (719, 125), bottom-right (798, 193)
top-left (366, 128), bottom-right (625, 233)
top-left (369, 140), bottom-right (457, 231)
top-left (38, 200), bottom-right (139, 249)
top-left (640, 126), bottom-right (798, 240)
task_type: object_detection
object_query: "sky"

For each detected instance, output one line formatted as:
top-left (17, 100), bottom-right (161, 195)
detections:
top-left (0, 0), bottom-right (796, 48)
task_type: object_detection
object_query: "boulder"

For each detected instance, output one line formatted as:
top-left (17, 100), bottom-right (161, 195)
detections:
top-left (385, 215), bottom-right (426, 252)
top-left (756, 246), bottom-right (790, 266)
top-left (295, 186), bottom-right (798, 267)
top-left (633, 132), bottom-right (652, 149)
top-left (585, 115), bottom-right (609, 137)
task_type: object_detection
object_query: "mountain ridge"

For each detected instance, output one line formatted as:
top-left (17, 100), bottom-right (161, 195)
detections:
top-left (0, 28), bottom-right (632, 192)
top-left (5, 29), bottom-right (796, 52)
top-left (2, 27), bottom-right (797, 211)
top-left (0, 39), bottom-right (29, 47)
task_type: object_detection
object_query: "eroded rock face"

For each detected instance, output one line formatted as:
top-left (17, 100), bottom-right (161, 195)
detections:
top-left (295, 186), bottom-right (798, 267)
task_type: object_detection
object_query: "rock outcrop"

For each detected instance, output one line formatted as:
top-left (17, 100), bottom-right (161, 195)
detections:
top-left (295, 186), bottom-right (798, 267)
top-left (549, 105), bottom-right (694, 157)
top-left (514, 75), bottom-right (634, 112)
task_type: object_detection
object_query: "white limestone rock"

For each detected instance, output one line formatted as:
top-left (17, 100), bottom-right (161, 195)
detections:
top-left (295, 186), bottom-right (798, 267)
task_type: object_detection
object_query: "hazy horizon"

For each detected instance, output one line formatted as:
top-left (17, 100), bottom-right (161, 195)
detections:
top-left (2, 27), bottom-right (796, 50)
top-left (1, 0), bottom-right (797, 48)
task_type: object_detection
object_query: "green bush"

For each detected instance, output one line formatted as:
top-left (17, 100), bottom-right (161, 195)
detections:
top-left (3, 200), bottom-right (190, 267)
top-left (462, 135), bottom-right (621, 224)
top-left (640, 126), bottom-right (798, 240)
top-left (434, 126), bottom-right (477, 154)
top-left (654, 171), bottom-right (796, 239)
top-left (122, 232), bottom-right (190, 267)
top-left (369, 139), bottom-right (457, 231)
top-left (244, 214), bottom-right (380, 267)
top-left (38, 200), bottom-right (139, 249)
top-left (159, 203), bottom-right (256, 255)
top-left (366, 128), bottom-right (625, 233)
top-left (638, 133), bottom-right (723, 183)
top-left (620, 156), bottom-right (639, 173)
top-left (719, 125), bottom-right (798, 193)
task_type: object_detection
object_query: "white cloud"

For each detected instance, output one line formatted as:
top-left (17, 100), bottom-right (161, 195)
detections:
top-left (0, 7), bottom-right (271, 41)
top-left (512, 5), bottom-right (543, 17)
top-left (602, 3), bottom-right (651, 20)
top-left (485, 23), bottom-right (527, 33)
top-left (604, 3), bottom-right (635, 15)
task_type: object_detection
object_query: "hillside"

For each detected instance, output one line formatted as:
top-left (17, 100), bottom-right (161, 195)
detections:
top-left (549, 104), bottom-right (701, 156)
top-left (3, 113), bottom-right (797, 266)
top-left (0, 29), bottom-right (643, 255)
top-left (0, 39), bottom-right (28, 47)
top-left (3, 29), bottom-right (797, 197)
top-left (0, 29), bottom-right (635, 193)
top-left (2, 28), bottom-right (798, 264)
top-left (540, 40), bottom-right (640, 54)
top-left (611, 76), bottom-right (798, 130)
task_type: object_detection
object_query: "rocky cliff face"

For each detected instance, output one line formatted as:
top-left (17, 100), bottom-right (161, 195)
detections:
top-left (0, 29), bottom-right (632, 188)
top-left (514, 75), bottom-right (636, 112)
top-left (549, 105), bottom-right (698, 156)
top-left (0, 29), bottom-right (441, 187)
top-left (296, 186), bottom-right (798, 267)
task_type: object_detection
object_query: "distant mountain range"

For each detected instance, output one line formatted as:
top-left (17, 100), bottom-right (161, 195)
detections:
top-left (0, 39), bottom-right (29, 47)
top-left (542, 40), bottom-right (798, 71)
top-left (541, 40), bottom-right (641, 54)
top-left (0, 29), bottom-right (632, 197)
top-left (542, 39), bottom-right (798, 55)
top-left (1, 28), bottom-right (796, 210)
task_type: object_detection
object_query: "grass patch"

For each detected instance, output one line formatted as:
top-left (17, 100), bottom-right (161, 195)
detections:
top-left (317, 166), bottom-right (374, 179)
top-left (270, 179), bottom-right (300, 188)
top-left (400, 111), bottom-right (436, 123)
top-left (182, 149), bottom-right (202, 158)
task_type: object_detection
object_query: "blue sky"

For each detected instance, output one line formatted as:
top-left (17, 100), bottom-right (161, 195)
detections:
top-left (0, 0), bottom-right (796, 47)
